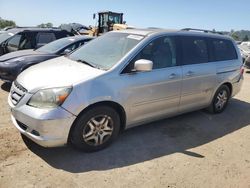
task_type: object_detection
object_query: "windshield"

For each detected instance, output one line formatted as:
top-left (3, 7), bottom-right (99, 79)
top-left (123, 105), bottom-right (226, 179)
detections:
top-left (0, 32), bottom-right (14, 43)
top-left (36, 37), bottom-right (76, 54)
top-left (68, 32), bottom-right (144, 70)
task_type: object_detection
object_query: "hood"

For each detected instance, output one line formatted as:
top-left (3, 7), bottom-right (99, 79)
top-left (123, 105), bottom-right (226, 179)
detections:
top-left (17, 56), bottom-right (105, 93)
top-left (0, 49), bottom-right (46, 62)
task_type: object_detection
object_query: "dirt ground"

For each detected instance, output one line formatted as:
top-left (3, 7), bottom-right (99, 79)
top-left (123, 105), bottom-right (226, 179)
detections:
top-left (0, 73), bottom-right (250, 188)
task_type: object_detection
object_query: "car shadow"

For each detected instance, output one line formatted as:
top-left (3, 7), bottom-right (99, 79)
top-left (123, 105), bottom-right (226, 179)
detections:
top-left (1, 82), bottom-right (11, 92)
top-left (23, 98), bottom-right (250, 173)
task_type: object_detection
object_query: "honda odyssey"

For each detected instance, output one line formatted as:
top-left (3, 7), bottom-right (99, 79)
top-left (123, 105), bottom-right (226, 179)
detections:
top-left (8, 28), bottom-right (244, 151)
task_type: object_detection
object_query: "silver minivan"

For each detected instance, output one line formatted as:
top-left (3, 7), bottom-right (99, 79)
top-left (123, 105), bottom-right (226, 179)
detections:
top-left (8, 28), bottom-right (244, 151)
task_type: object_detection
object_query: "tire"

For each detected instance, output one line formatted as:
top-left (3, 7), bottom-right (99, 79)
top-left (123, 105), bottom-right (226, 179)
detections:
top-left (207, 85), bottom-right (230, 114)
top-left (69, 105), bottom-right (120, 152)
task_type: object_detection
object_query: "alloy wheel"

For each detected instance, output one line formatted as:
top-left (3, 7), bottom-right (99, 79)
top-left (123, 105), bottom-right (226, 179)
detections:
top-left (82, 115), bottom-right (114, 146)
top-left (215, 90), bottom-right (228, 110)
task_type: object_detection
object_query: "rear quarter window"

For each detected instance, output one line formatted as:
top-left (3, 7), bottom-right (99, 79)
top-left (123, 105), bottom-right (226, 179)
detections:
top-left (36, 32), bottom-right (56, 46)
top-left (55, 31), bottom-right (74, 39)
top-left (212, 39), bottom-right (237, 61)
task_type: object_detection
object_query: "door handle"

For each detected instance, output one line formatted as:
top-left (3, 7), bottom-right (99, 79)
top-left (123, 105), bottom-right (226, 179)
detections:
top-left (169, 73), bottom-right (176, 79)
top-left (186, 71), bottom-right (194, 76)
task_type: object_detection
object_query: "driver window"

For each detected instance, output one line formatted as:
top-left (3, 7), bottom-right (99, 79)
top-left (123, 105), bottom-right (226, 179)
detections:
top-left (19, 34), bottom-right (32, 50)
top-left (122, 36), bottom-right (176, 73)
top-left (7, 34), bottom-right (22, 52)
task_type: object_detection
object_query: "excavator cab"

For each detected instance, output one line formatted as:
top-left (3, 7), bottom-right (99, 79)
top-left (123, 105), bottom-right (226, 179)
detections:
top-left (97, 11), bottom-right (123, 35)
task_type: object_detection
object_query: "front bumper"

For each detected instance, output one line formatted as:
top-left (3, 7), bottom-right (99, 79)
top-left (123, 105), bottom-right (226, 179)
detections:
top-left (8, 94), bottom-right (76, 147)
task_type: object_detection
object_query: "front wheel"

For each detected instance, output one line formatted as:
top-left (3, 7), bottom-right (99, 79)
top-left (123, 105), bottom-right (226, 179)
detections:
top-left (69, 106), bottom-right (120, 152)
top-left (208, 85), bottom-right (230, 114)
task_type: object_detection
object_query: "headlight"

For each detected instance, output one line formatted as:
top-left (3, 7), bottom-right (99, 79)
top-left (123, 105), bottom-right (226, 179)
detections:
top-left (3, 57), bottom-right (25, 65)
top-left (27, 87), bottom-right (72, 108)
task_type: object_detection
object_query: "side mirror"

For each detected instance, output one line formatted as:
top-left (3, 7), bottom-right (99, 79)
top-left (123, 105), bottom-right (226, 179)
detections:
top-left (1, 41), bottom-right (7, 47)
top-left (134, 59), bottom-right (153, 72)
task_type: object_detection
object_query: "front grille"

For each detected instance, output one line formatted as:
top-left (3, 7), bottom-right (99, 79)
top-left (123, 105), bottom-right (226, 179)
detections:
top-left (10, 81), bottom-right (27, 105)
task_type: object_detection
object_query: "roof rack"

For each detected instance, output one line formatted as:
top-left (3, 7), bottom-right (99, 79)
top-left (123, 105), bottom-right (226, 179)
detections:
top-left (10, 26), bottom-right (61, 30)
top-left (181, 28), bottom-right (223, 35)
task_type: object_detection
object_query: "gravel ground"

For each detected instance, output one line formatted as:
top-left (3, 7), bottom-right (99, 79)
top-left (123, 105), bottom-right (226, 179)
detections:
top-left (0, 72), bottom-right (250, 188)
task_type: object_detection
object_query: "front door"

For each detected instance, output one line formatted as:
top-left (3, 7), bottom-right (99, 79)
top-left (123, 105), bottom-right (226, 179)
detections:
top-left (120, 36), bottom-right (182, 125)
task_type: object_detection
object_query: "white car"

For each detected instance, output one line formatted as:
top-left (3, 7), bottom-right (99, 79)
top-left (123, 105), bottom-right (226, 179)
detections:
top-left (238, 43), bottom-right (250, 62)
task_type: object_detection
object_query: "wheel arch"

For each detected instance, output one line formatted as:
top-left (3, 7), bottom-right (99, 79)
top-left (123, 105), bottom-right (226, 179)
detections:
top-left (222, 82), bottom-right (232, 97)
top-left (213, 82), bottom-right (233, 98)
top-left (209, 81), bottom-right (233, 106)
top-left (68, 101), bottom-right (127, 143)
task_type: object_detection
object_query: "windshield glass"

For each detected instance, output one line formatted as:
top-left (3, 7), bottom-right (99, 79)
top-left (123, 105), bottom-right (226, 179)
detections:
top-left (36, 37), bottom-right (75, 54)
top-left (0, 32), bottom-right (14, 43)
top-left (68, 32), bottom-right (144, 70)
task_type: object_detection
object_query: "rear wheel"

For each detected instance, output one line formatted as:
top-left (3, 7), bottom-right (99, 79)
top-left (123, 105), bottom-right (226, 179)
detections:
top-left (69, 106), bottom-right (120, 152)
top-left (208, 85), bottom-right (230, 114)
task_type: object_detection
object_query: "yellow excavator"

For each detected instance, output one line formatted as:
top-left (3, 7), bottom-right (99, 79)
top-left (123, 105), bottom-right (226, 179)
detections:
top-left (61, 11), bottom-right (132, 36)
top-left (84, 11), bottom-right (133, 36)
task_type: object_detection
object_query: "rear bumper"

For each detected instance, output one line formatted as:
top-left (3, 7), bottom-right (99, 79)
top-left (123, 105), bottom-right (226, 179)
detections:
top-left (231, 76), bottom-right (243, 97)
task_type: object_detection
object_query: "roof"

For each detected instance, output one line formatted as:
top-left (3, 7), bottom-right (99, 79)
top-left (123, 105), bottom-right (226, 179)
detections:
top-left (66, 35), bottom-right (94, 41)
top-left (6, 27), bottom-right (70, 34)
top-left (114, 28), bottom-right (232, 39)
top-left (98, 11), bottom-right (123, 14)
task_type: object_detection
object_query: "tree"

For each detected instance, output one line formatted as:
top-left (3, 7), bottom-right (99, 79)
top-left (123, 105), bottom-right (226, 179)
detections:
top-left (37, 22), bottom-right (53, 28)
top-left (0, 17), bottom-right (16, 29)
top-left (231, 32), bottom-right (240, 41)
top-left (243, 35), bottom-right (249, 41)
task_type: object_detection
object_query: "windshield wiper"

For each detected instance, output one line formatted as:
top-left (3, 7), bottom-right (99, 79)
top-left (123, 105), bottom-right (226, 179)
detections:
top-left (75, 59), bottom-right (97, 68)
top-left (75, 59), bottom-right (106, 70)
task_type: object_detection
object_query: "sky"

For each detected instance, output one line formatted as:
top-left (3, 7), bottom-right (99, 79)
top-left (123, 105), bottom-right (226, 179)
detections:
top-left (0, 0), bottom-right (249, 31)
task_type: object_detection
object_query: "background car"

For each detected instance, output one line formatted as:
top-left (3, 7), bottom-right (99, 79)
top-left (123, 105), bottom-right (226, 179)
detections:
top-left (0, 27), bottom-right (74, 56)
top-left (0, 35), bottom-right (93, 82)
top-left (238, 43), bottom-right (250, 62)
top-left (245, 56), bottom-right (250, 69)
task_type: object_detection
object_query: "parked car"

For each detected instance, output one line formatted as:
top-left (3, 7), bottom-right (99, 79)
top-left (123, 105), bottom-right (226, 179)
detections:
top-left (240, 41), bottom-right (250, 46)
top-left (238, 43), bottom-right (250, 62)
top-left (245, 56), bottom-right (250, 69)
top-left (0, 27), bottom-right (73, 56)
top-left (0, 36), bottom-right (93, 82)
top-left (8, 28), bottom-right (244, 152)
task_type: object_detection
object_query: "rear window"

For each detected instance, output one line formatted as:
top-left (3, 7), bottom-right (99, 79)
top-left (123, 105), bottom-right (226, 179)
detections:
top-left (181, 36), bottom-right (209, 65)
top-left (212, 39), bottom-right (237, 61)
top-left (55, 31), bottom-right (74, 38)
